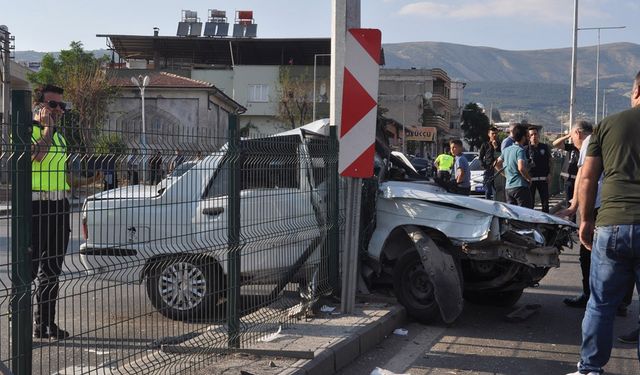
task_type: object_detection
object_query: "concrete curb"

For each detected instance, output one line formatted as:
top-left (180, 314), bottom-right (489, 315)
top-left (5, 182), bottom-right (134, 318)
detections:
top-left (282, 304), bottom-right (407, 375)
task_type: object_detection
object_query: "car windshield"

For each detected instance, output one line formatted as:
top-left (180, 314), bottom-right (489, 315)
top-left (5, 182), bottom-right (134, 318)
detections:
top-left (469, 157), bottom-right (483, 171)
top-left (170, 161), bottom-right (197, 178)
top-left (463, 152), bottom-right (478, 162)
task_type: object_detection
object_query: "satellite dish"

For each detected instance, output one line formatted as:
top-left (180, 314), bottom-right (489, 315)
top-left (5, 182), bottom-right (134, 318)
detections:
top-left (423, 92), bottom-right (433, 100)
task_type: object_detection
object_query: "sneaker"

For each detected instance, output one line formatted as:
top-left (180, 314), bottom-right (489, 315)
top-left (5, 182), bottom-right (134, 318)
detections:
top-left (617, 328), bottom-right (639, 344)
top-left (33, 323), bottom-right (70, 339)
top-left (563, 294), bottom-right (589, 308)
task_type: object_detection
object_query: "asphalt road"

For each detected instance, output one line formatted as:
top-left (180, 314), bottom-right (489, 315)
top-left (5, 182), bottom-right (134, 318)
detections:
top-left (338, 241), bottom-right (640, 375)
top-left (0, 210), bottom-right (218, 375)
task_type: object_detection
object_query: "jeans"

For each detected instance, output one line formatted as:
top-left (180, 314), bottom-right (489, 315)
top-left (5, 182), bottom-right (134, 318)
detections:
top-left (579, 224), bottom-right (640, 373)
top-left (483, 170), bottom-right (494, 200)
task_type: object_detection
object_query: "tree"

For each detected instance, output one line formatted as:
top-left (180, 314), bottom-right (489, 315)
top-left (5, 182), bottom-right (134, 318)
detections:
top-left (461, 102), bottom-right (490, 151)
top-left (27, 41), bottom-right (118, 144)
top-left (277, 66), bottom-right (314, 129)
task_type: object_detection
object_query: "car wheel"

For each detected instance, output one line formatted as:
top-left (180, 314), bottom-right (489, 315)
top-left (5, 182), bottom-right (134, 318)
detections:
top-left (146, 256), bottom-right (225, 321)
top-left (393, 250), bottom-right (440, 323)
top-left (463, 289), bottom-right (524, 307)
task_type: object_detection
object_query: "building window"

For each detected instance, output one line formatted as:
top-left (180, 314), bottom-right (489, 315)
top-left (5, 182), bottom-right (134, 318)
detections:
top-left (248, 84), bottom-right (270, 102)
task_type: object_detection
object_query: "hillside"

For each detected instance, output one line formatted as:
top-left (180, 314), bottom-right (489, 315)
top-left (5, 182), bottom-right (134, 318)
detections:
top-left (383, 41), bottom-right (640, 131)
top-left (15, 43), bottom-right (638, 131)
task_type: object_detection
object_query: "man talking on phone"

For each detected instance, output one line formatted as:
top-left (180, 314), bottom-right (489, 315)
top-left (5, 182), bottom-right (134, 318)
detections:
top-left (30, 84), bottom-right (72, 339)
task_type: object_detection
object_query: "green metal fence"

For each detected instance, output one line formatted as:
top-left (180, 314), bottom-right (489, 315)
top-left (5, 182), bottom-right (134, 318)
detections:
top-left (0, 90), bottom-right (340, 374)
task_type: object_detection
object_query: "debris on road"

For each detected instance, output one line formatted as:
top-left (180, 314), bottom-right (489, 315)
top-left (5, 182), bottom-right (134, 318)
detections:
top-left (370, 367), bottom-right (410, 375)
top-left (393, 328), bottom-right (409, 336)
top-left (504, 304), bottom-right (542, 323)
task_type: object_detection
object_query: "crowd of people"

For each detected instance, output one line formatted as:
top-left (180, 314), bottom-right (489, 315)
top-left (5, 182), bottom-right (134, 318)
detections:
top-left (426, 72), bottom-right (640, 375)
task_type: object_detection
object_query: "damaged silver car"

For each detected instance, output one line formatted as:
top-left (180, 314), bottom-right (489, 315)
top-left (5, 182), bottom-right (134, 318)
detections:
top-left (360, 149), bottom-right (575, 324)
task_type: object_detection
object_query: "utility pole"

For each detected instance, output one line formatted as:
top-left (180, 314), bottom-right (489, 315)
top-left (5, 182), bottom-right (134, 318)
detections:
top-left (568, 0), bottom-right (579, 134)
top-left (1, 25), bottom-right (12, 184)
top-left (577, 26), bottom-right (625, 123)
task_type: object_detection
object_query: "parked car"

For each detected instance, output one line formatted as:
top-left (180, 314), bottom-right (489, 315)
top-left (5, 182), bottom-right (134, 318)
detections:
top-left (80, 120), bottom-right (574, 324)
top-left (80, 124), bottom-right (328, 321)
top-left (462, 151), bottom-right (479, 163)
top-left (469, 157), bottom-right (486, 195)
top-left (408, 156), bottom-right (433, 177)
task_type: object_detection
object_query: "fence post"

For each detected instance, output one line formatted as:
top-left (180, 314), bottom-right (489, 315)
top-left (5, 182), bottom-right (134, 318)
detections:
top-left (10, 90), bottom-right (33, 375)
top-left (327, 126), bottom-right (340, 295)
top-left (226, 113), bottom-right (241, 348)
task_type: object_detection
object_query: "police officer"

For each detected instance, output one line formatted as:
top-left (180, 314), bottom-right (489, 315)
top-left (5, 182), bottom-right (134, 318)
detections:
top-left (30, 84), bottom-right (72, 339)
top-left (527, 127), bottom-right (551, 212)
top-left (434, 147), bottom-right (454, 186)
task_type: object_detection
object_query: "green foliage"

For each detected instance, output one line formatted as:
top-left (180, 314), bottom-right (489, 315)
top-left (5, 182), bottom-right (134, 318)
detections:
top-left (26, 41), bottom-right (119, 145)
top-left (461, 102), bottom-right (490, 151)
top-left (93, 133), bottom-right (127, 155)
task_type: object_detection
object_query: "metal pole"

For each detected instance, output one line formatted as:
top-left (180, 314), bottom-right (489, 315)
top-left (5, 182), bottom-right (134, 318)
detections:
top-left (140, 84), bottom-right (147, 183)
top-left (402, 83), bottom-right (406, 154)
top-left (1, 26), bottom-right (10, 184)
top-left (595, 29), bottom-right (600, 124)
top-left (313, 55), bottom-right (317, 121)
top-left (602, 89), bottom-right (608, 119)
top-left (328, 126), bottom-right (340, 294)
top-left (227, 113), bottom-right (241, 348)
top-left (332, 0), bottom-right (361, 314)
top-left (577, 26), bottom-right (625, 124)
top-left (568, 0), bottom-right (578, 134)
top-left (11, 90), bottom-right (33, 375)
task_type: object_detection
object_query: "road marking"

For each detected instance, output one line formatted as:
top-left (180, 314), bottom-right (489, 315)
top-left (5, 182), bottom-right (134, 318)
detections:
top-left (87, 349), bottom-right (110, 355)
top-left (381, 323), bottom-right (447, 373)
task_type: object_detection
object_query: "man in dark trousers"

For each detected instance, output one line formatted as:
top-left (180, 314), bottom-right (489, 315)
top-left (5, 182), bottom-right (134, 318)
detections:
top-left (449, 139), bottom-right (471, 195)
top-left (479, 126), bottom-right (501, 200)
top-left (567, 71), bottom-right (640, 375)
top-left (552, 121), bottom-right (592, 206)
top-left (527, 127), bottom-right (551, 212)
top-left (30, 84), bottom-right (71, 339)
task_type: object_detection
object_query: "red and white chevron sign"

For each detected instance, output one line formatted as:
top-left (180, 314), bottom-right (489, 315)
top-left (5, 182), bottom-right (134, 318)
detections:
top-left (339, 28), bottom-right (381, 178)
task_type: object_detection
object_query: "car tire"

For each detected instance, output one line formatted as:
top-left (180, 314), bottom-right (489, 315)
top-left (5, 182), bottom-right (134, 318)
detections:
top-left (393, 250), bottom-right (440, 324)
top-left (463, 289), bottom-right (524, 307)
top-left (145, 255), bottom-right (225, 321)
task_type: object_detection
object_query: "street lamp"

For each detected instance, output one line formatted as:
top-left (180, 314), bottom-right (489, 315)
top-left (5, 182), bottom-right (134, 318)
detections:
top-left (313, 53), bottom-right (330, 121)
top-left (131, 75), bottom-right (150, 183)
top-left (578, 25), bottom-right (625, 123)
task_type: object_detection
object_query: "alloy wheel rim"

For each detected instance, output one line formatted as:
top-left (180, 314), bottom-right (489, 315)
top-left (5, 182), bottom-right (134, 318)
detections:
top-left (159, 262), bottom-right (207, 311)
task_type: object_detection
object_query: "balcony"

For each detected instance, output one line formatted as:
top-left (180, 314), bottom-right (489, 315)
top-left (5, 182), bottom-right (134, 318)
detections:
top-left (423, 115), bottom-right (449, 130)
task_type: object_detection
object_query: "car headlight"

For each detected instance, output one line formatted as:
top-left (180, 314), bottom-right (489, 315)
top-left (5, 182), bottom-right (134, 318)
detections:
top-left (515, 229), bottom-right (546, 245)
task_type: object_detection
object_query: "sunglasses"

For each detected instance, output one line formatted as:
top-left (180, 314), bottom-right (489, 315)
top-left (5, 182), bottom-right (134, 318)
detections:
top-left (47, 100), bottom-right (67, 111)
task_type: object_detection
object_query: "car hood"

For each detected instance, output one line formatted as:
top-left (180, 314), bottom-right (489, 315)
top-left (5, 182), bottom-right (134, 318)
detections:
top-left (379, 181), bottom-right (575, 227)
top-left (87, 185), bottom-right (161, 200)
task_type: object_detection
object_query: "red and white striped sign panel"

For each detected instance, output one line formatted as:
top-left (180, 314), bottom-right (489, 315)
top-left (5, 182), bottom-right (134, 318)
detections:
top-left (339, 28), bottom-right (381, 178)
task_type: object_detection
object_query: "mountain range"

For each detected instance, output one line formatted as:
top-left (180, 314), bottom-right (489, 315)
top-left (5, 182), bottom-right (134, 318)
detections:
top-left (383, 41), bottom-right (640, 130)
top-left (16, 42), bottom-right (640, 131)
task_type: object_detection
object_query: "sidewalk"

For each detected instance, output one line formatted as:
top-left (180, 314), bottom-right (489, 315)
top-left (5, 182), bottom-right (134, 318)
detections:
top-left (116, 300), bottom-right (407, 375)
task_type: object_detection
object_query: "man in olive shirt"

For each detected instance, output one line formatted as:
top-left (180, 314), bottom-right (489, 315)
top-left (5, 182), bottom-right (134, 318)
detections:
top-left (568, 71), bottom-right (640, 375)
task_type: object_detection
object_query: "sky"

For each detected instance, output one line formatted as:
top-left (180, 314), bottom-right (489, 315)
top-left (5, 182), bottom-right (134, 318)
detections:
top-left (3, 0), bottom-right (638, 52)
